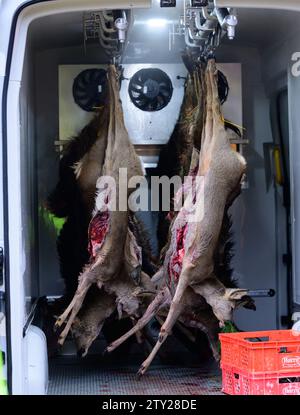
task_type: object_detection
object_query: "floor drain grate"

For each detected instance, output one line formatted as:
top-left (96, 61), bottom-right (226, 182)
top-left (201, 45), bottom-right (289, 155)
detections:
top-left (47, 357), bottom-right (223, 395)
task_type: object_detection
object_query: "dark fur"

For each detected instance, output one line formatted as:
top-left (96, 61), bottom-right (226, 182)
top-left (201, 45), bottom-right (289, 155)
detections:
top-left (129, 213), bottom-right (158, 277)
top-left (213, 213), bottom-right (236, 288)
top-left (47, 116), bottom-right (101, 218)
top-left (46, 116), bottom-right (102, 301)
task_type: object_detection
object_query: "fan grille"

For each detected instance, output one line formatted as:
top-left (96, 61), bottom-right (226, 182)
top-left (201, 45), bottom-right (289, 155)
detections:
top-left (73, 68), bottom-right (108, 112)
top-left (128, 68), bottom-right (173, 112)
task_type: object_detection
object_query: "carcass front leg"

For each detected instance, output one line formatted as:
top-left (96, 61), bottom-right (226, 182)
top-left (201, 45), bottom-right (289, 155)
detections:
top-left (54, 295), bottom-right (79, 329)
top-left (181, 309), bottom-right (221, 361)
top-left (131, 318), bottom-right (144, 345)
top-left (56, 277), bottom-right (94, 345)
top-left (106, 287), bottom-right (170, 353)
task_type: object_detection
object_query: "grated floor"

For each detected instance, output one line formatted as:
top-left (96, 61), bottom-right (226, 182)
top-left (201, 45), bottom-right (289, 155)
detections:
top-left (47, 357), bottom-right (223, 395)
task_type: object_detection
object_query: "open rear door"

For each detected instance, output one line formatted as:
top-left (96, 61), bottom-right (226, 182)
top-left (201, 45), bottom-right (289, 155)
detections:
top-left (0, 0), bottom-right (15, 397)
top-left (0, 61), bottom-right (9, 397)
top-left (0, 75), bottom-right (8, 394)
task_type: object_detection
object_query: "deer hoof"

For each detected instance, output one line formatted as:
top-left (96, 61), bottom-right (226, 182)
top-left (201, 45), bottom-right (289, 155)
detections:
top-left (137, 365), bottom-right (146, 379)
top-left (54, 318), bottom-right (63, 329)
top-left (58, 336), bottom-right (66, 346)
top-left (105, 345), bottom-right (113, 354)
top-left (103, 347), bottom-right (110, 355)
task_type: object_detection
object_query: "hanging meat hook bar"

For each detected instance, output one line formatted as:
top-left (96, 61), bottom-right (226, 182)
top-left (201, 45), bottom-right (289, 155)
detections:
top-left (83, 10), bottom-right (131, 62)
top-left (170, 0), bottom-right (238, 58)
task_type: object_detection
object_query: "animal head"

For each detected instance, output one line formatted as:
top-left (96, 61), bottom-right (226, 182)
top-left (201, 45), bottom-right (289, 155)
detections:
top-left (209, 288), bottom-right (255, 327)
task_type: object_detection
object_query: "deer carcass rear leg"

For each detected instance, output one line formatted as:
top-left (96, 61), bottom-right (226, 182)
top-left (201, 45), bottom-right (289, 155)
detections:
top-left (137, 297), bottom-right (186, 377)
top-left (106, 287), bottom-right (170, 353)
top-left (137, 280), bottom-right (188, 377)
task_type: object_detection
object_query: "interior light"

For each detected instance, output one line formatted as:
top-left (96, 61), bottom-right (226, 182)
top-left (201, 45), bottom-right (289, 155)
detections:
top-left (147, 18), bottom-right (168, 28)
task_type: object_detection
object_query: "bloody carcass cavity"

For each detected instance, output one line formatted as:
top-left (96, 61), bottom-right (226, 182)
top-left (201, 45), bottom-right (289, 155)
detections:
top-left (88, 210), bottom-right (110, 258)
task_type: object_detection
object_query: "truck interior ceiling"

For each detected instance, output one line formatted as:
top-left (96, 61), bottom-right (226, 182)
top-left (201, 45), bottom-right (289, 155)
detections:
top-left (5, 1), bottom-right (300, 394)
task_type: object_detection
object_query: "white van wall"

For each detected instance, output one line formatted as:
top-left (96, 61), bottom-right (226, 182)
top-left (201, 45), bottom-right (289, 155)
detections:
top-left (20, 36), bottom-right (39, 314)
top-left (262, 27), bottom-right (300, 308)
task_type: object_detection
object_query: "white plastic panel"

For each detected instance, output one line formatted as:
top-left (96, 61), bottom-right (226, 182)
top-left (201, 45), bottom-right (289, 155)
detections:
top-left (118, 63), bottom-right (186, 145)
top-left (25, 326), bottom-right (48, 395)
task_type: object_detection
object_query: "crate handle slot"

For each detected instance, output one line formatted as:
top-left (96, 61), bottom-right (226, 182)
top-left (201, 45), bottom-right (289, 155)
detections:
top-left (278, 346), bottom-right (300, 353)
top-left (244, 336), bottom-right (270, 343)
top-left (279, 377), bottom-right (300, 384)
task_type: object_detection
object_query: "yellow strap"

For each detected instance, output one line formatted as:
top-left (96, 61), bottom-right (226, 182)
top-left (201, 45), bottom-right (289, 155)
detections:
top-left (273, 147), bottom-right (284, 186)
top-left (221, 115), bottom-right (246, 132)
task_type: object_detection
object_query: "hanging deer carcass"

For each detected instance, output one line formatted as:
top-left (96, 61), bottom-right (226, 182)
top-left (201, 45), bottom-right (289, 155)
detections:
top-left (55, 65), bottom-right (156, 348)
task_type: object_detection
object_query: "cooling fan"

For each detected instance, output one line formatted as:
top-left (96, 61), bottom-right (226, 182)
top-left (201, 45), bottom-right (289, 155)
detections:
top-left (72, 68), bottom-right (108, 112)
top-left (128, 68), bottom-right (173, 112)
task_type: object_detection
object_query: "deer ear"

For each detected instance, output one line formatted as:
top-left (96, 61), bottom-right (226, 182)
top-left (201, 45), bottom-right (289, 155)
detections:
top-left (224, 288), bottom-right (249, 300)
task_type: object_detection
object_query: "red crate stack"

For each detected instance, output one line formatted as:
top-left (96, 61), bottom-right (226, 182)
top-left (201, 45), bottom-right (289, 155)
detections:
top-left (219, 330), bottom-right (300, 395)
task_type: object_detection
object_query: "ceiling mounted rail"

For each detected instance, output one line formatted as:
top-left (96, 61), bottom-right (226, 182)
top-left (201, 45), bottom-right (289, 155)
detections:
top-left (83, 10), bottom-right (131, 62)
top-left (169, 0), bottom-right (238, 59)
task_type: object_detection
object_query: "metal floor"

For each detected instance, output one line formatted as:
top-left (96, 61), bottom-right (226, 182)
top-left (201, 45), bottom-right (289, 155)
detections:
top-left (47, 356), bottom-right (223, 395)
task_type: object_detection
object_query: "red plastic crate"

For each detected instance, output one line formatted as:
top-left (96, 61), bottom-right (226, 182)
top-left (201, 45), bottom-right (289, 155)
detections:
top-left (221, 364), bottom-right (300, 395)
top-left (219, 330), bottom-right (300, 374)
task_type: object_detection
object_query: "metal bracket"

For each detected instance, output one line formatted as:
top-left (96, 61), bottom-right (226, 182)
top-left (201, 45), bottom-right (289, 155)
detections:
top-left (161, 0), bottom-right (176, 6)
top-left (248, 289), bottom-right (275, 298)
top-left (22, 297), bottom-right (46, 338)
